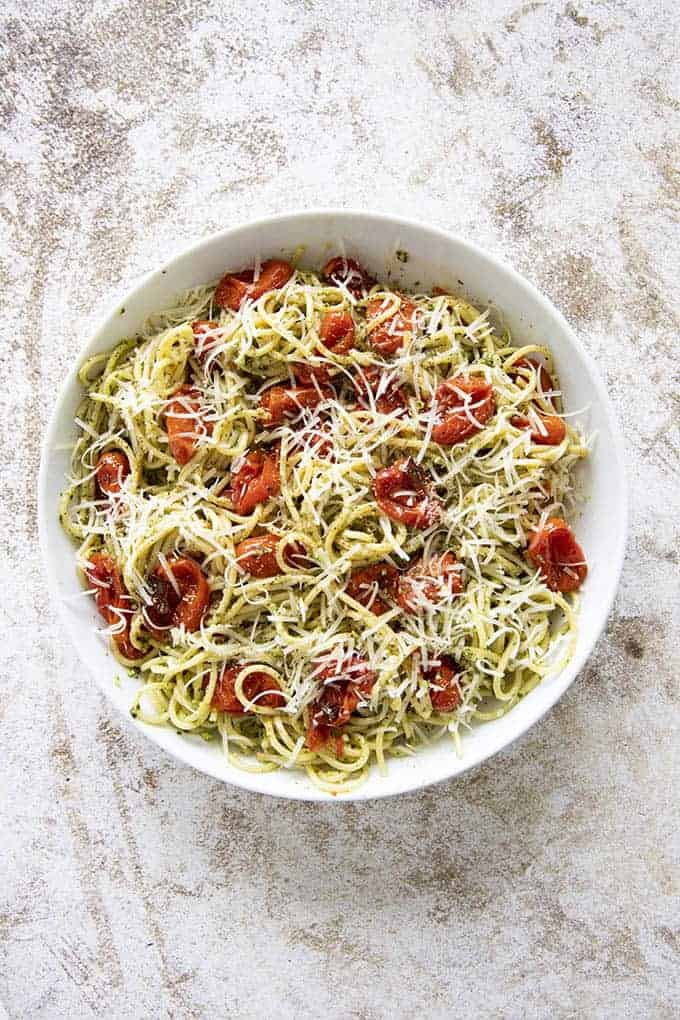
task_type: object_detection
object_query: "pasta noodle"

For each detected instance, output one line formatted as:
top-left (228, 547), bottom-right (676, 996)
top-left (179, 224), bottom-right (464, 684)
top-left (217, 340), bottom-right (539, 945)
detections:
top-left (59, 255), bottom-right (589, 793)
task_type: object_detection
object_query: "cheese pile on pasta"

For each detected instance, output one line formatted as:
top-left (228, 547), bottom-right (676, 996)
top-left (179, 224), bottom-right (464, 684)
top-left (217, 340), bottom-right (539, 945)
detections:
top-left (60, 254), bottom-right (588, 793)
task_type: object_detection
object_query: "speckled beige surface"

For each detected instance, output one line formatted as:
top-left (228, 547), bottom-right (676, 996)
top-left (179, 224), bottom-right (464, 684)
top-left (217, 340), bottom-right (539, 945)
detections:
top-left (1, 1), bottom-right (679, 1017)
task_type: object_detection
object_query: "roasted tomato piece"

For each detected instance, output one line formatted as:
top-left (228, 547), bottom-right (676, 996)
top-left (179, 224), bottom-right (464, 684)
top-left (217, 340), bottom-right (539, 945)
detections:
top-left (234, 533), bottom-right (310, 578)
top-left (293, 364), bottom-right (331, 385)
top-left (214, 269), bottom-right (252, 311)
top-left (231, 449), bottom-right (280, 515)
top-left (319, 310), bottom-right (355, 355)
top-left (260, 384), bottom-right (330, 425)
top-left (85, 552), bottom-right (143, 660)
top-left (373, 458), bottom-right (443, 529)
top-left (292, 311), bottom-right (356, 385)
top-left (353, 366), bottom-right (408, 414)
top-left (306, 654), bottom-right (377, 751)
top-left (322, 256), bottom-right (375, 299)
top-left (166, 385), bottom-right (213, 466)
top-left (148, 556), bottom-right (210, 633)
top-left (396, 552), bottom-right (463, 613)
top-left (366, 295), bottom-right (418, 355)
top-left (424, 655), bottom-right (462, 712)
top-left (211, 663), bottom-right (285, 714)
top-left (289, 425), bottom-right (335, 460)
top-left (115, 632), bottom-right (145, 661)
top-left (215, 259), bottom-right (294, 310)
top-left (509, 357), bottom-right (565, 442)
top-left (86, 552), bottom-right (122, 625)
top-left (165, 557), bottom-right (210, 631)
top-left (192, 319), bottom-right (221, 363)
top-left (509, 357), bottom-right (556, 400)
top-left (95, 451), bottom-right (130, 496)
top-left (431, 376), bottom-right (495, 445)
top-left (144, 572), bottom-right (176, 634)
top-left (511, 412), bottom-right (566, 446)
top-left (345, 562), bottom-right (399, 615)
top-left (527, 517), bottom-right (587, 593)
top-left (292, 362), bottom-right (332, 386)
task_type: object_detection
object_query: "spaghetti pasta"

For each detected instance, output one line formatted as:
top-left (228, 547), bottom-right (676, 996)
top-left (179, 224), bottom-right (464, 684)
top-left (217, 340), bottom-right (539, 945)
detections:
top-left (59, 255), bottom-right (589, 793)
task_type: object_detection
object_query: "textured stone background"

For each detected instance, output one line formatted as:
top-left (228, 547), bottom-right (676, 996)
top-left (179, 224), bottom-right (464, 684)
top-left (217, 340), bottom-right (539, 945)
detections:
top-left (1, 1), bottom-right (679, 1017)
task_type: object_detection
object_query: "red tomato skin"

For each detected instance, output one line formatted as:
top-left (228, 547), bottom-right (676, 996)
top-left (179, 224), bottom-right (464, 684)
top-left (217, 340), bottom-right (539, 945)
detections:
top-left (166, 557), bottom-right (210, 630)
top-left (96, 451), bottom-right (130, 496)
top-left (144, 572), bottom-right (176, 637)
top-left (215, 260), bottom-right (294, 310)
top-left (212, 664), bottom-right (285, 714)
top-left (314, 655), bottom-right (376, 695)
top-left (366, 296), bottom-right (417, 355)
top-left (431, 377), bottom-right (496, 445)
top-left (527, 517), bottom-right (587, 593)
top-left (85, 553), bottom-right (144, 660)
top-left (231, 450), bottom-right (280, 515)
top-left (306, 656), bottom-right (376, 750)
top-left (259, 385), bottom-right (330, 425)
top-left (511, 413), bottom-right (566, 446)
top-left (396, 552), bottom-right (463, 614)
top-left (166, 385), bottom-right (212, 466)
top-left (149, 556), bottom-right (210, 632)
top-left (322, 257), bottom-right (375, 298)
top-left (353, 366), bottom-right (408, 414)
top-left (425, 656), bottom-right (462, 712)
top-left (372, 458), bottom-right (443, 529)
top-left (234, 534), bottom-right (309, 578)
top-left (86, 552), bottom-right (119, 624)
top-left (115, 633), bottom-right (145, 661)
top-left (214, 273), bottom-right (251, 311)
top-left (250, 260), bottom-right (294, 299)
top-left (292, 312), bottom-right (355, 385)
top-left (292, 363), bottom-right (331, 385)
top-left (345, 562), bottom-right (399, 615)
top-left (192, 320), bottom-right (220, 363)
top-left (509, 357), bottom-right (564, 442)
top-left (319, 310), bottom-right (355, 355)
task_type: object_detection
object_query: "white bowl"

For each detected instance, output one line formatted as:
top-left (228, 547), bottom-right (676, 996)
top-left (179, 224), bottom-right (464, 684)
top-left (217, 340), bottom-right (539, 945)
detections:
top-left (38, 210), bottom-right (628, 801)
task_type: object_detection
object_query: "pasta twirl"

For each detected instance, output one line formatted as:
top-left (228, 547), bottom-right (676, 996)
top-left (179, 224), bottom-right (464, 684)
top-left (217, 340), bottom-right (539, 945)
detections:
top-left (59, 256), bottom-right (588, 793)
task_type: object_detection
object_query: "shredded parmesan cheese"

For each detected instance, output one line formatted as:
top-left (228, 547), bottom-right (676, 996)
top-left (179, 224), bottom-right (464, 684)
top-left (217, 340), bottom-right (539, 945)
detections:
top-left (59, 262), bottom-right (588, 794)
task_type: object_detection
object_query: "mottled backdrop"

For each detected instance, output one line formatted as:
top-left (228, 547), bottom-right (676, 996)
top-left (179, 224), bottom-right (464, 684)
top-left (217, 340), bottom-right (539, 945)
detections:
top-left (1, 1), bottom-right (679, 1017)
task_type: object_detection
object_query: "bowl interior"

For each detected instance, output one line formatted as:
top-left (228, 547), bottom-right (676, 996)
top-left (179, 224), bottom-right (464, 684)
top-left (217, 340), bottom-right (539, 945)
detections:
top-left (38, 211), bottom-right (627, 800)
